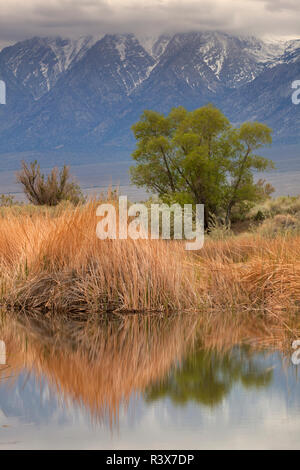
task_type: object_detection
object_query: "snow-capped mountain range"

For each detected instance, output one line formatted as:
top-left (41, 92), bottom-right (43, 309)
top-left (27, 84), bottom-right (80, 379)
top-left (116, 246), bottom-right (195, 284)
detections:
top-left (0, 31), bottom-right (300, 159)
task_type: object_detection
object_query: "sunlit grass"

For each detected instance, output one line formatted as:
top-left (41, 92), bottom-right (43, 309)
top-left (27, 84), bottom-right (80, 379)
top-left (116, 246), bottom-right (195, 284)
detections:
top-left (0, 199), bottom-right (298, 327)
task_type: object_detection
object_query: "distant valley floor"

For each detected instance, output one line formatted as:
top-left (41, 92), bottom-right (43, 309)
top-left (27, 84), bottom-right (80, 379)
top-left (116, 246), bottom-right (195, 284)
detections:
top-left (0, 159), bottom-right (298, 203)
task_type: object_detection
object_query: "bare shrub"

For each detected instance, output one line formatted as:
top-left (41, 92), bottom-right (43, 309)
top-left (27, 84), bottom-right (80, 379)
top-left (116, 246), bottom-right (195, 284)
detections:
top-left (16, 160), bottom-right (85, 206)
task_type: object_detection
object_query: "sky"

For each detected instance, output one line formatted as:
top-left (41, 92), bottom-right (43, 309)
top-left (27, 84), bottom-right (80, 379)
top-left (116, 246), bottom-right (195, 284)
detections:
top-left (0, 0), bottom-right (300, 48)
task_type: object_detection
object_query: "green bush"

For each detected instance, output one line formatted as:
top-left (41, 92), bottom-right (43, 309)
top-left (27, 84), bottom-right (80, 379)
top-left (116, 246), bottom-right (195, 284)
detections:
top-left (0, 194), bottom-right (17, 207)
top-left (256, 213), bottom-right (300, 238)
top-left (249, 196), bottom-right (300, 220)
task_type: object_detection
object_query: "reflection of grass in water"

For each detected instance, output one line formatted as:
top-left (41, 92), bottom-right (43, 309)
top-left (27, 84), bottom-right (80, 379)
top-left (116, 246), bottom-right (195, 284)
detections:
top-left (0, 314), bottom-right (199, 426)
top-left (0, 311), bottom-right (294, 427)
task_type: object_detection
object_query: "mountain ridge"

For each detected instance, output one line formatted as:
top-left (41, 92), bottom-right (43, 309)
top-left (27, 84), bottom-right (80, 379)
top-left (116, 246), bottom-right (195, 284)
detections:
top-left (0, 31), bottom-right (299, 160)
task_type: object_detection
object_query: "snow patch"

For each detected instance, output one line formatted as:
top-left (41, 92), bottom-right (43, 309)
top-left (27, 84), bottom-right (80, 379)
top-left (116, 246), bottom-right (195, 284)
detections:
top-left (137, 34), bottom-right (171, 59)
top-left (115, 36), bottom-right (127, 61)
top-left (137, 35), bottom-right (159, 57)
top-left (48, 36), bottom-right (100, 71)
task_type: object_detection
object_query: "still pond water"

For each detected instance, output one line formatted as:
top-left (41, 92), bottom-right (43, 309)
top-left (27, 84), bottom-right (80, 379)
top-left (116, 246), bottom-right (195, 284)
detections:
top-left (0, 315), bottom-right (300, 450)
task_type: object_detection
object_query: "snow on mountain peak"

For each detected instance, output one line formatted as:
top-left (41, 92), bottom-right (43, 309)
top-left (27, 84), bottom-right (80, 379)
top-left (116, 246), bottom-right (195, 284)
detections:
top-left (47, 36), bottom-right (100, 72)
top-left (137, 35), bottom-right (159, 56)
top-left (137, 34), bottom-right (171, 59)
top-left (2, 31), bottom-right (300, 103)
top-left (114, 35), bottom-right (128, 61)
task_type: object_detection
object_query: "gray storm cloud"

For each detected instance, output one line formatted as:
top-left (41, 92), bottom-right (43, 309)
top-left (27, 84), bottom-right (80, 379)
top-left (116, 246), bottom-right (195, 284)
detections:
top-left (0, 0), bottom-right (300, 46)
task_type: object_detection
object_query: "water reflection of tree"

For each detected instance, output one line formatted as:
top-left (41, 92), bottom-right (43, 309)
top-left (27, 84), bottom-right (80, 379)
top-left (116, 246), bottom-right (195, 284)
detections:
top-left (145, 347), bottom-right (273, 407)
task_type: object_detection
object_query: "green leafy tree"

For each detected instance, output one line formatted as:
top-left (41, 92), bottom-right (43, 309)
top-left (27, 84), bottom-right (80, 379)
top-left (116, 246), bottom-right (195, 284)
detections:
top-left (130, 105), bottom-right (274, 227)
top-left (224, 122), bottom-right (273, 224)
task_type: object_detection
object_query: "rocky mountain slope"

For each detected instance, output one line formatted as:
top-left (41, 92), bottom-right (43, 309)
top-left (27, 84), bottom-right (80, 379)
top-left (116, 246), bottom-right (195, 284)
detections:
top-left (0, 31), bottom-right (299, 159)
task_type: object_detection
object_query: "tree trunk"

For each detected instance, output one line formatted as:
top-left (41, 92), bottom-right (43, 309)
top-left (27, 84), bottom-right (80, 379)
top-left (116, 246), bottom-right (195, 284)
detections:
top-left (204, 205), bottom-right (209, 229)
top-left (225, 201), bottom-right (234, 227)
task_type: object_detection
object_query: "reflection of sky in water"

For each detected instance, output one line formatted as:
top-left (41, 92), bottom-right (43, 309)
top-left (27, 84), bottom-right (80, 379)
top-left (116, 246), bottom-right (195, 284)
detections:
top-left (0, 351), bottom-right (300, 449)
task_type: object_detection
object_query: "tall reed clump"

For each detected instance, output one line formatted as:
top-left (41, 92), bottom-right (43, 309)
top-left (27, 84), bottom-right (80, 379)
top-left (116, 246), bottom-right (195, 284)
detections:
top-left (0, 200), bottom-right (199, 315)
top-left (196, 234), bottom-right (300, 318)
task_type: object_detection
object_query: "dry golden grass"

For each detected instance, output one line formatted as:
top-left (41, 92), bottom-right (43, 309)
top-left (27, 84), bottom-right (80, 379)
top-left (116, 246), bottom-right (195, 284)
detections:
top-left (0, 200), bottom-right (298, 327)
top-left (197, 234), bottom-right (300, 313)
top-left (0, 201), bottom-right (198, 314)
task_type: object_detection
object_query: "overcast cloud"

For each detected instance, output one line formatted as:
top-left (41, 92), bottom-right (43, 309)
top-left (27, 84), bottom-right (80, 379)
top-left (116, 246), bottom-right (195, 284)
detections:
top-left (0, 0), bottom-right (300, 47)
